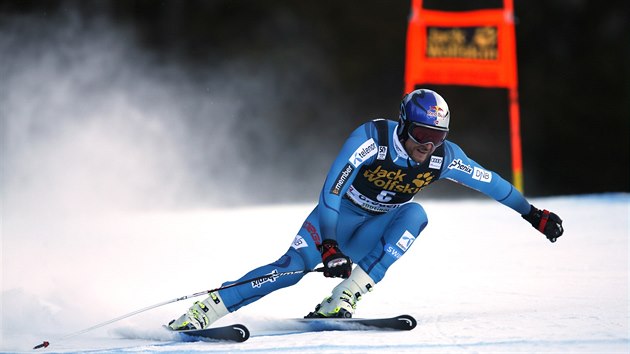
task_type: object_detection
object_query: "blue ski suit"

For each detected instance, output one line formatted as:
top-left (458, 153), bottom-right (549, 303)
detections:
top-left (218, 119), bottom-right (531, 312)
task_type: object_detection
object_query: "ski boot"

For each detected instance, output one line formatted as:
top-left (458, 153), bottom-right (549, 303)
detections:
top-left (168, 292), bottom-right (229, 330)
top-left (305, 267), bottom-right (375, 318)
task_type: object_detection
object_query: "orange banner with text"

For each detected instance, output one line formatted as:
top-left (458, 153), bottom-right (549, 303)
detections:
top-left (405, 0), bottom-right (524, 192)
top-left (405, 0), bottom-right (518, 92)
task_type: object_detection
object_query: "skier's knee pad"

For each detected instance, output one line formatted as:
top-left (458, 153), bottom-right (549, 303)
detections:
top-left (274, 248), bottom-right (304, 270)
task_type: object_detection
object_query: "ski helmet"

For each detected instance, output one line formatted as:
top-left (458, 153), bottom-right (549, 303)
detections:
top-left (397, 89), bottom-right (450, 147)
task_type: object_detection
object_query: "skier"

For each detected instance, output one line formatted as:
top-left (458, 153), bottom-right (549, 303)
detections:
top-left (168, 89), bottom-right (564, 330)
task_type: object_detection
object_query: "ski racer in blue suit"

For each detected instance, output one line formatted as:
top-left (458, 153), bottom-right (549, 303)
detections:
top-left (168, 89), bottom-right (565, 329)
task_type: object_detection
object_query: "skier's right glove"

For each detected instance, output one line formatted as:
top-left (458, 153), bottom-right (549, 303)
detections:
top-left (319, 239), bottom-right (353, 279)
top-left (522, 205), bottom-right (564, 242)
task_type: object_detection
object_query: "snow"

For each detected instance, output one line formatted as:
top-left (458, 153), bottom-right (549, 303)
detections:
top-left (2, 194), bottom-right (629, 353)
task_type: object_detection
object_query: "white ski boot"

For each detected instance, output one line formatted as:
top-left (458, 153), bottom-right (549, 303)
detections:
top-left (168, 292), bottom-right (229, 330)
top-left (305, 267), bottom-right (375, 318)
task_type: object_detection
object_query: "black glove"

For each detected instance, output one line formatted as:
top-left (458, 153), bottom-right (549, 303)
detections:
top-left (522, 205), bottom-right (564, 242)
top-left (319, 239), bottom-right (353, 278)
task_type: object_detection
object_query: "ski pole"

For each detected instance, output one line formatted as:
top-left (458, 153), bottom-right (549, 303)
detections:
top-left (33, 267), bottom-right (324, 349)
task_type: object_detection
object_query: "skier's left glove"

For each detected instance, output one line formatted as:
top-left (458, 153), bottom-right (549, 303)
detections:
top-left (522, 205), bottom-right (564, 242)
top-left (319, 239), bottom-right (353, 278)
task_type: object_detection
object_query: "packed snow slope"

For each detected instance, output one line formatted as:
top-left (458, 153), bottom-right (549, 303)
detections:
top-left (2, 194), bottom-right (629, 353)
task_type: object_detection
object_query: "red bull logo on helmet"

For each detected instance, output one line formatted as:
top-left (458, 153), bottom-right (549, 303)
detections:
top-left (427, 105), bottom-right (445, 117)
top-left (428, 105), bottom-right (448, 127)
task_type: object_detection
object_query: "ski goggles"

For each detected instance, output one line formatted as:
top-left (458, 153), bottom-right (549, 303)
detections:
top-left (407, 123), bottom-right (448, 147)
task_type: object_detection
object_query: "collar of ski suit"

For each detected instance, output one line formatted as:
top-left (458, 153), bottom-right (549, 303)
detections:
top-left (391, 127), bottom-right (419, 166)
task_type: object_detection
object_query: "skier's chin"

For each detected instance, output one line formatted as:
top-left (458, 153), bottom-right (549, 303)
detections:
top-left (411, 151), bottom-right (429, 163)
top-left (411, 146), bottom-right (433, 163)
top-left (404, 138), bottom-right (435, 164)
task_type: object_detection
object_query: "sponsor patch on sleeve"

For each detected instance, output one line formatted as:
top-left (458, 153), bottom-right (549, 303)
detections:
top-left (472, 166), bottom-right (492, 183)
top-left (349, 139), bottom-right (377, 167)
top-left (330, 163), bottom-right (354, 195)
top-left (447, 158), bottom-right (473, 174)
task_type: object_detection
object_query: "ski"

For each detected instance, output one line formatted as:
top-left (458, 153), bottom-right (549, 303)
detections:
top-left (165, 324), bottom-right (250, 342)
top-left (292, 314), bottom-right (417, 332)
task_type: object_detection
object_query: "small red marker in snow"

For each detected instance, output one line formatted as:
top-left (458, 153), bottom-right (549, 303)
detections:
top-left (33, 341), bottom-right (50, 349)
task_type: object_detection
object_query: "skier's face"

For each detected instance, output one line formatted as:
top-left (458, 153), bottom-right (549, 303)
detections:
top-left (404, 138), bottom-right (435, 164)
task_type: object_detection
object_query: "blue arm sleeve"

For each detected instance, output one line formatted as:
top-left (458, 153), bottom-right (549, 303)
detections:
top-left (318, 123), bottom-right (379, 241)
top-left (440, 141), bottom-right (531, 215)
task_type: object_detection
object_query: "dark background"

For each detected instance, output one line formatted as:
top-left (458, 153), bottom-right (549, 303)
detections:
top-left (2, 0), bottom-right (628, 206)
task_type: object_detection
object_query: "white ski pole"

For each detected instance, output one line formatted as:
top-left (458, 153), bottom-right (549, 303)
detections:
top-left (33, 267), bottom-right (324, 349)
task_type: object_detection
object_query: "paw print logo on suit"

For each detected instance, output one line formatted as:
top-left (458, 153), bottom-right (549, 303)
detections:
top-left (412, 172), bottom-right (435, 189)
